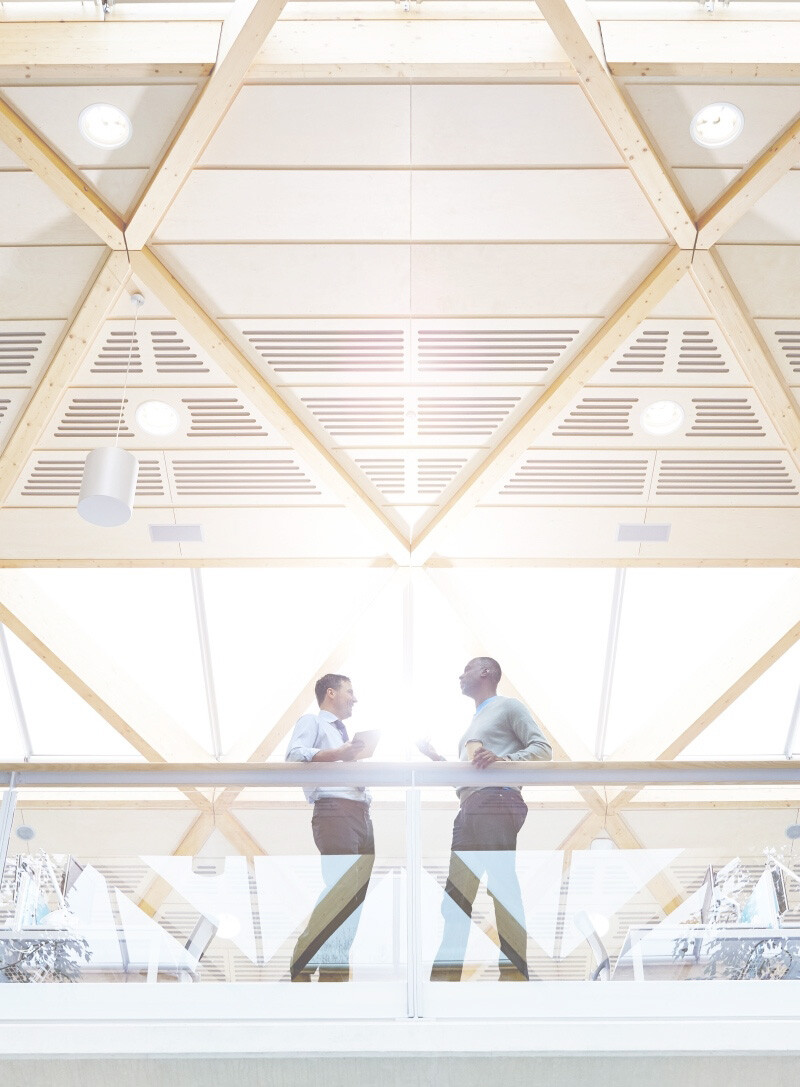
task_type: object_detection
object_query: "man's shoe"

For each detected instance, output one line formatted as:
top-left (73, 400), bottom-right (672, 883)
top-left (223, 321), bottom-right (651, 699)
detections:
top-left (319, 966), bottom-right (350, 982)
top-left (290, 969), bottom-right (314, 982)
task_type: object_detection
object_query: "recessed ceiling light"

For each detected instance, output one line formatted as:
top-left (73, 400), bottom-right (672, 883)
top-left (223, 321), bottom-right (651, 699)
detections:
top-left (639, 399), bottom-right (685, 437)
top-left (78, 103), bottom-right (132, 150)
top-left (135, 399), bottom-right (180, 437)
top-left (690, 102), bottom-right (744, 149)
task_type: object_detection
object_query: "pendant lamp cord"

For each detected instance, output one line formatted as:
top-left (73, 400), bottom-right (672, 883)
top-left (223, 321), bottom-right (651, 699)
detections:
top-left (114, 293), bottom-right (144, 447)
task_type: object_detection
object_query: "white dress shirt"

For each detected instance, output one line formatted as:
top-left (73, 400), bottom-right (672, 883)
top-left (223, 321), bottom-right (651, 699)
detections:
top-left (286, 708), bottom-right (369, 805)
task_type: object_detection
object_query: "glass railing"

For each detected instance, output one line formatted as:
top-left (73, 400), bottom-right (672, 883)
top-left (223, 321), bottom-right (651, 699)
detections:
top-left (2, 763), bottom-right (800, 1019)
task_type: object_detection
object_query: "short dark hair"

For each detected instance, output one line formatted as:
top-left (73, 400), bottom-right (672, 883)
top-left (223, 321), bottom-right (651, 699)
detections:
top-left (315, 673), bottom-right (349, 706)
top-left (473, 657), bottom-right (502, 684)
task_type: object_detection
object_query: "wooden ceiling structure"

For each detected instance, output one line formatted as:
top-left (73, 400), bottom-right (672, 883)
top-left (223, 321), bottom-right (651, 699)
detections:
top-left (0, 0), bottom-right (798, 565)
top-left (1, 0), bottom-right (800, 900)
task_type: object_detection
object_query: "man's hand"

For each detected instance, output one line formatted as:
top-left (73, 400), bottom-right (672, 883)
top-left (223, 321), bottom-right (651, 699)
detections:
top-left (416, 737), bottom-right (445, 762)
top-left (337, 739), bottom-right (364, 762)
top-left (472, 746), bottom-right (501, 769)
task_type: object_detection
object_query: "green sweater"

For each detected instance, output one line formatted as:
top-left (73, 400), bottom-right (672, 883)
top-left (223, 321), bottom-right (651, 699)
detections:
top-left (457, 695), bottom-right (552, 803)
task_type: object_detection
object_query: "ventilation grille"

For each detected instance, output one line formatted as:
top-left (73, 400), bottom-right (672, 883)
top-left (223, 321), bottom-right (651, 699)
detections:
top-left (90, 329), bottom-right (210, 375)
top-left (0, 398), bottom-right (10, 422)
top-left (502, 457), bottom-right (649, 495)
top-left (656, 458), bottom-right (797, 495)
top-left (554, 397), bottom-right (636, 438)
top-left (301, 397), bottom-right (405, 437)
top-left (772, 329), bottom-right (800, 375)
top-left (21, 458), bottom-right (164, 498)
top-left (0, 330), bottom-right (48, 377)
top-left (244, 330), bottom-right (405, 375)
top-left (417, 329), bottom-right (578, 374)
top-left (687, 397), bottom-right (765, 438)
top-left (355, 457), bottom-right (405, 496)
top-left (171, 458), bottom-right (319, 496)
top-left (417, 458), bottom-right (467, 495)
top-left (610, 329), bottom-right (667, 375)
top-left (417, 396), bottom-right (519, 437)
top-left (183, 397), bottom-right (266, 439)
top-left (55, 398), bottom-right (133, 439)
top-left (678, 329), bottom-right (728, 374)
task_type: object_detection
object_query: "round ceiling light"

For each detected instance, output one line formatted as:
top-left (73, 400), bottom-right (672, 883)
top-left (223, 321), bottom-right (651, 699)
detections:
top-left (78, 103), bottom-right (133, 150)
top-left (135, 400), bottom-right (180, 437)
top-left (690, 102), bottom-right (744, 149)
top-left (639, 400), bottom-right (685, 437)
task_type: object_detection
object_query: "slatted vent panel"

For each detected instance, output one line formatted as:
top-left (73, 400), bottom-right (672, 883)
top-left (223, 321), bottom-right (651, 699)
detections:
top-left (150, 330), bottom-right (209, 374)
top-left (502, 457), bottom-right (649, 494)
top-left (417, 458), bottom-right (468, 495)
top-left (772, 328), bottom-right (800, 375)
top-left (301, 397), bottom-right (405, 437)
top-left (610, 329), bottom-right (668, 375)
top-left (355, 457), bottom-right (405, 496)
top-left (21, 458), bottom-right (164, 497)
top-left (656, 458), bottom-right (797, 495)
top-left (0, 329), bottom-right (48, 377)
top-left (677, 329), bottom-right (728, 374)
top-left (54, 397), bottom-right (133, 439)
top-left (417, 396), bottom-right (519, 437)
top-left (90, 329), bottom-right (210, 375)
top-left (182, 397), bottom-right (266, 438)
top-left (554, 397), bottom-right (636, 438)
top-left (688, 397), bottom-right (765, 438)
top-left (171, 458), bottom-right (319, 496)
top-left (244, 329), bottom-right (405, 374)
top-left (90, 331), bottom-right (143, 374)
top-left (0, 398), bottom-right (10, 423)
top-left (417, 329), bottom-right (579, 375)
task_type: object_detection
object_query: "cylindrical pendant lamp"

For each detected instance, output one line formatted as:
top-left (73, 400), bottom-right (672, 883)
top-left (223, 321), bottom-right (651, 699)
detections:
top-left (77, 445), bottom-right (139, 527)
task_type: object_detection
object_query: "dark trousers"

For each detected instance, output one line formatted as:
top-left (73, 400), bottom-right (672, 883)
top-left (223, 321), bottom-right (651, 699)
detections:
top-left (433, 787), bottom-right (529, 981)
top-left (290, 798), bottom-right (375, 979)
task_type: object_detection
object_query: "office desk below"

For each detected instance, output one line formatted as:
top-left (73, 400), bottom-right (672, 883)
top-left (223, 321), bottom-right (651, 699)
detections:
top-left (613, 925), bottom-right (800, 981)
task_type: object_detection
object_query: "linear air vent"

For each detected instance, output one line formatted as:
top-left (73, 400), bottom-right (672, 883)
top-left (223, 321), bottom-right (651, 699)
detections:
top-left (171, 458), bottom-right (319, 496)
top-left (773, 330), bottom-right (800, 375)
top-left (610, 330), bottom-right (668, 374)
top-left (244, 330), bottom-right (405, 374)
top-left (301, 397), bottom-right (405, 437)
top-left (656, 458), bottom-right (797, 495)
top-left (554, 398), bottom-right (637, 438)
top-left (150, 330), bottom-right (209, 374)
top-left (677, 329), bottom-right (728, 374)
top-left (688, 397), bottom-right (765, 438)
top-left (54, 398), bottom-right (133, 439)
top-left (89, 332), bottom-right (143, 375)
top-left (417, 329), bottom-right (578, 375)
top-left (21, 458), bottom-right (164, 498)
top-left (354, 458), bottom-right (405, 496)
top-left (0, 399), bottom-right (10, 421)
top-left (0, 331), bottom-right (47, 377)
top-left (502, 458), bottom-right (648, 495)
top-left (417, 397), bottom-right (519, 437)
top-left (182, 397), bottom-right (266, 439)
top-left (417, 458), bottom-right (467, 496)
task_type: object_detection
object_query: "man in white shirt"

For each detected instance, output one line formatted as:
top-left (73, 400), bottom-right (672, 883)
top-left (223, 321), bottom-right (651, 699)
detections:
top-left (286, 673), bottom-right (373, 982)
top-left (419, 656), bottom-right (552, 981)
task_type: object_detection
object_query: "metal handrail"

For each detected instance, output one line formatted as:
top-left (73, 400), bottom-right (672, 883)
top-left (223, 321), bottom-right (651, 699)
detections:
top-left (3, 760), bottom-right (800, 787)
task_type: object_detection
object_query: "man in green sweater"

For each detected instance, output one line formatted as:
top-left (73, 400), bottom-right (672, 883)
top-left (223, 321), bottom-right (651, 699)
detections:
top-left (419, 656), bottom-right (552, 981)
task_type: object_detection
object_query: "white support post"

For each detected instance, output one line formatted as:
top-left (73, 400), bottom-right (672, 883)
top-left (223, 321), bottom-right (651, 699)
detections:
top-left (190, 568), bottom-right (223, 760)
top-left (0, 624), bottom-right (33, 760)
top-left (0, 771), bottom-right (18, 877)
top-left (594, 568), bottom-right (626, 761)
top-left (784, 684), bottom-right (800, 761)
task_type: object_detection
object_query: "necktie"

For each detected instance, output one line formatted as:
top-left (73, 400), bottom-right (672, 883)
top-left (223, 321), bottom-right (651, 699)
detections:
top-left (332, 718), bottom-right (349, 742)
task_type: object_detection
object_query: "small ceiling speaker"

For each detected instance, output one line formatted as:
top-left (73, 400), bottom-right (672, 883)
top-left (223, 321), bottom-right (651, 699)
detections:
top-left (77, 445), bottom-right (139, 527)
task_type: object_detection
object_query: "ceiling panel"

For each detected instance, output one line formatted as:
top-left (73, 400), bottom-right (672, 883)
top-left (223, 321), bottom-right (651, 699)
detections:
top-left (591, 319), bottom-right (748, 385)
top-left (624, 84), bottom-right (800, 168)
top-left (201, 84), bottom-right (410, 167)
top-left (716, 169), bottom-right (800, 244)
top-left (717, 245), bottom-right (800, 317)
top-left (409, 84), bottom-right (622, 167)
top-left (0, 170), bottom-right (99, 245)
top-left (154, 243), bottom-right (411, 317)
top-left (0, 320), bottom-right (65, 389)
top-left (755, 319), bottom-right (800, 386)
top-left (409, 243), bottom-right (672, 317)
top-left (672, 168), bottom-right (738, 220)
top-left (0, 246), bottom-right (104, 318)
top-left (0, 83), bottom-right (197, 214)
